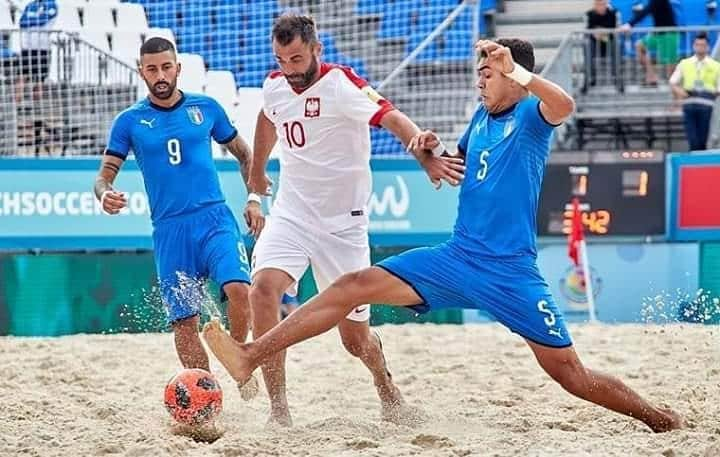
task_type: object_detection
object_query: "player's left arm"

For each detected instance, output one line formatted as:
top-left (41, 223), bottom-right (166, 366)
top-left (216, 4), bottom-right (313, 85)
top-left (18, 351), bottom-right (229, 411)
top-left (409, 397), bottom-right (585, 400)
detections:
top-left (223, 134), bottom-right (252, 188)
top-left (209, 97), bottom-right (265, 237)
top-left (528, 75), bottom-right (576, 126)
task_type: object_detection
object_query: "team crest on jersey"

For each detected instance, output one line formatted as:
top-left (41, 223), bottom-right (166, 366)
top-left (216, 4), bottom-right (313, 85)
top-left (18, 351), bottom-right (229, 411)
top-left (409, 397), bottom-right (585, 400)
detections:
top-left (304, 97), bottom-right (320, 118)
top-left (186, 106), bottom-right (204, 125)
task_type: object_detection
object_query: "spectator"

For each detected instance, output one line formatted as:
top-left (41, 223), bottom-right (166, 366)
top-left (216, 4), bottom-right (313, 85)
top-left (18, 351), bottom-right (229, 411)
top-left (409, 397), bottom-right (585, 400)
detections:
top-left (584, 0), bottom-right (618, 90)
top-left (669, 32), bottom-right (720, 150)
top-left (17, 0), bottom-right (57, 101)
top-left (620, 0), bottom-right (679, 86)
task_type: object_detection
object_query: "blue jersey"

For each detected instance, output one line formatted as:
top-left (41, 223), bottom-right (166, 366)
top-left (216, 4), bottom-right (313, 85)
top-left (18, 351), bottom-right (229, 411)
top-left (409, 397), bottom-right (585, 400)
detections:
top-left (452, 95), bottom-right (555, 259)
top-left (106, 92), bottom-right (238, 224)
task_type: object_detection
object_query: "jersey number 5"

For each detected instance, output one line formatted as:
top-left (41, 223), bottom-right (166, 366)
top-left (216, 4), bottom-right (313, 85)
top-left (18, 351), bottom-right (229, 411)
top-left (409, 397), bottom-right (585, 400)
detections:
top-left (167, 138), bottom-right (181, 165)
top-left (476, 150), bottom-right (490, 180)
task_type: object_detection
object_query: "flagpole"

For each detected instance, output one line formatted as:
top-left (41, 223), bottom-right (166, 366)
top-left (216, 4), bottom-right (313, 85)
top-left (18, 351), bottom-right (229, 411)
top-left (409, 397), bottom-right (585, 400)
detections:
top-left (579, 239), bottom-right (597, 323)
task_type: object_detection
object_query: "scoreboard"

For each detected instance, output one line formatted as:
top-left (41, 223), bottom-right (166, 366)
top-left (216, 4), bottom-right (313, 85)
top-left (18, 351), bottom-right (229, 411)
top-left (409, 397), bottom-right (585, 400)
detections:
top-left (538, 150), bottom-right (666, 236)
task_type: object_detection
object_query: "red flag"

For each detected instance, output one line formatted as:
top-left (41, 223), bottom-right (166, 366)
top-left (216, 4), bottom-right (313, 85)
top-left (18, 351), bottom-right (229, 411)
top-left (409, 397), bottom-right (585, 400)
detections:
top-left (567, 197), bottom-right (584, 266)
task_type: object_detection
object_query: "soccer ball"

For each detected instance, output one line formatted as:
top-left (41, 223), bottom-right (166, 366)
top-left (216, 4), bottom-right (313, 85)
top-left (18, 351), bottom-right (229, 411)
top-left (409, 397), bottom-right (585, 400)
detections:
top-left (164, 368), bottom-right (223, 425)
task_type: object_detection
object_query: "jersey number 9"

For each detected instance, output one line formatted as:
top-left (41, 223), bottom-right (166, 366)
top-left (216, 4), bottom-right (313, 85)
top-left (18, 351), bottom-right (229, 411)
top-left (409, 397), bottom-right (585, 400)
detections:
top-left (167, 138), bottom-right (182, 165)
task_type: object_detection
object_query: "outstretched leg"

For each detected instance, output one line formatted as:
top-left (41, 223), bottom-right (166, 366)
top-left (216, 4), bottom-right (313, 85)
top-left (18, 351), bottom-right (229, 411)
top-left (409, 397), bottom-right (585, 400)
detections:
top-left (202, 267), bottom-right (421, 390)
top-left (526, 340), bottom-right (683, 433)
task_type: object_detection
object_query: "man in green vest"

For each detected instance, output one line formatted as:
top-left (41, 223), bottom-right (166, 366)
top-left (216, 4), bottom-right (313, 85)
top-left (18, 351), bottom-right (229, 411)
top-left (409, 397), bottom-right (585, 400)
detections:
top-left (669, 32), bottom-right (720, 151)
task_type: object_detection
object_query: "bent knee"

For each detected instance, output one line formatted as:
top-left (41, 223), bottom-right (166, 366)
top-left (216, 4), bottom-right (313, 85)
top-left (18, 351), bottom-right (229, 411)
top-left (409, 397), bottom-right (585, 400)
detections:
top-left (331, 270), bottom-right (375, 303)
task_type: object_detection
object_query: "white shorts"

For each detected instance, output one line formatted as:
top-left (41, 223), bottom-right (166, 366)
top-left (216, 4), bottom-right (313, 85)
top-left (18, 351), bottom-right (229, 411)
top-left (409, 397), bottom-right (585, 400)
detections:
top-left (252, 215), bottom-right (371, 322)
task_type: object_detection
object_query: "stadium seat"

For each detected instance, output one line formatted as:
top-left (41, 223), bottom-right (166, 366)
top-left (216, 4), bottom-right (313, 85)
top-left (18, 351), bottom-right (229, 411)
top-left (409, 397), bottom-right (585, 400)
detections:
top-left (438, 30), bottom-right (474, 62)
top-left (115, 3), bottom-right (149, 30)
top-left (370, 127), bottom-right (405, 155)
top-left (110, 30), bottom-right (143, 65)
top-left (355, 0), bottom-right (385, 15)
top-left (176, 27), bottom-right (211, 54)
top-left (81, 4), bottom-right (115, 30)
top-left (80, 28), bottom-right (111, 52)
top-left (0, 2), bottom-right (14, 28)
top-left (234, 87), bottom-right (283, 157)
top-left (405, 31), bottom-right (437, 62)
top-left (143, 27), bottom-right (176, 45)
top-left (177, 52), bottom-right (207, 92)
top-left (413, 5), bottom-right (452, 35)
top-left (205, 70), bottom-right (237, 114)
top-left (144, 3), bottom-right (181, 30)
top-left (235, 67), bottom-right (271, 88)
top-left (205, 30), bottom-right (243, 71)
top-left (377, 0), bottom-right (414, 40)
top-left (180, 3), bottom-right (212, 32)
top-left (212, 3), bottom-right (247, 30)
top-left (54, 2), bottom-right (83, 30)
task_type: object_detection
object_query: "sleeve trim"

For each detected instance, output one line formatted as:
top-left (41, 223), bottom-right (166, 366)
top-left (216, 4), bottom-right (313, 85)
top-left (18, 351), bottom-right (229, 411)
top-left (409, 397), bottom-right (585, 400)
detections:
top-left (104, 150), bottom-right (127, 160)
top-left (217, 128), bottom-right (238, 145)
top-left (536, 101), bottom-right (562, 127)
top-left (369, 100), bottom-right (395, 127)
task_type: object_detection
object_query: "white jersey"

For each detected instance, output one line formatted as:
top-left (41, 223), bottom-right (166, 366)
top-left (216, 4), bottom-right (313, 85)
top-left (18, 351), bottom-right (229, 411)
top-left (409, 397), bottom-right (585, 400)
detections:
top-left (262, 63), bottom-right (395, 232)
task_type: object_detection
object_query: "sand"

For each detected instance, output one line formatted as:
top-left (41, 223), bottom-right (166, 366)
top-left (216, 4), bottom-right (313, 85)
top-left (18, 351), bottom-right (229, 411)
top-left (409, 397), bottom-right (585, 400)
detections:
top-left (1, 323), bottom-right (718, 457)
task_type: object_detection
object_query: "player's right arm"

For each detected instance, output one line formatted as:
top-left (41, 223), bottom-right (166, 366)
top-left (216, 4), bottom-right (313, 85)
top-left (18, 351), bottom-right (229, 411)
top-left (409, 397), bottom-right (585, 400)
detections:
top-left (94, 155), bottom-right (127, 214)
top-left (248, 109), bottom-right (276, 197)
top-left (94, 111), bottom-right (131, 215)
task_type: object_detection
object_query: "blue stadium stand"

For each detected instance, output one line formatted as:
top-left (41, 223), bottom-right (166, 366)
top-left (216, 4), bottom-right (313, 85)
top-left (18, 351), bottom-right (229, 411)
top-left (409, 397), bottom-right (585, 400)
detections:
top-left (370, 128), bottom-right (405, 155)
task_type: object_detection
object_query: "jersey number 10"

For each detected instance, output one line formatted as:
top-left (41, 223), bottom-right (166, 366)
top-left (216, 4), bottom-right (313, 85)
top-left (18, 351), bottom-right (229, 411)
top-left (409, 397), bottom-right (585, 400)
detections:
top-left (167, 138), bottom-right (182, 165)
top-left (283, 121), bottom-right (306, 148)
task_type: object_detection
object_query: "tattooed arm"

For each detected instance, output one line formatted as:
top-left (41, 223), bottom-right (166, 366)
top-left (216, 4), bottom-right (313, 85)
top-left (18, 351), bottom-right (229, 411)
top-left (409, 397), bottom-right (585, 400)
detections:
top-left (223, 133), bottom-right (267, 237)
top-left (94, 155), bottom-right (127, 215)
top-left (223, 134), bottom-right (252, 189)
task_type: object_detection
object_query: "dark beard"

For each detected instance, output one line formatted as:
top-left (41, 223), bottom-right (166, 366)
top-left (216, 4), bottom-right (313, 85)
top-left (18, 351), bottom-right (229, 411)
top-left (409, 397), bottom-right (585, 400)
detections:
top-left (286, 59), bottom-right (318, 90)
top-left (149, 80), bottom-right (176, 99)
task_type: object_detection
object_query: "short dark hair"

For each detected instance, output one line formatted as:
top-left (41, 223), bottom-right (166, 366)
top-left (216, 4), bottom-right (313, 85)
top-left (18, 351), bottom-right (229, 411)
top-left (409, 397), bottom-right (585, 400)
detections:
top-left (491, 38), bottom-right (535, 73)
top-left (272, 13), bottom-right (318, 46)
top-left (695, 32), bottom-right (709, 43)
top-left (140, 37), bottom-right (175, 56)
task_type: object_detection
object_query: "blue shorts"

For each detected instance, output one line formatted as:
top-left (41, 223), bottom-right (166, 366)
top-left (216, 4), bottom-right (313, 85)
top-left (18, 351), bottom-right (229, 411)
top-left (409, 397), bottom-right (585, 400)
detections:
top-left (377, 242), bottom-right (572, 348)
top-left (152, 203), bottom-right (251, 323)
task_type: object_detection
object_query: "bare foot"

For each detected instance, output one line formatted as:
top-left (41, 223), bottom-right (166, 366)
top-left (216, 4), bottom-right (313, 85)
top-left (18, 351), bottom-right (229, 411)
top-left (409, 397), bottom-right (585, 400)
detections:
top-left (649, 408), bottom-right (684, 433)
top-left (267, 407), bottom-right (293, 428)
top-left (237, 374), bottom-right (259, 401)
top-left (169, 420), bottom-right (224, 443)
top-left (381, 397), bottom-right (427, 427)
top-left (202, 319), bottom-right (254, 385)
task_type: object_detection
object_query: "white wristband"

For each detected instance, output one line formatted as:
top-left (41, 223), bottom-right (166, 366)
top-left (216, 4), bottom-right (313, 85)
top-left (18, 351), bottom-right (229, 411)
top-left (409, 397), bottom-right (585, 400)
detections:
top-left (431, 140), bottom-right (447, 157)
top-left (504, 64), bottom-right (533, 86)
top-left (247, 192), bottom-right (262, 204)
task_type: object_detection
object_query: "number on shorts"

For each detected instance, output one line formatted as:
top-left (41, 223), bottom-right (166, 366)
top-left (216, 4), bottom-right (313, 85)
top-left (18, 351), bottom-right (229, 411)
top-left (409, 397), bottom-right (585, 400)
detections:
top-left (537, 299), bottom-right (556, 327)
top-left (167, 138), bottom-right (182, 165)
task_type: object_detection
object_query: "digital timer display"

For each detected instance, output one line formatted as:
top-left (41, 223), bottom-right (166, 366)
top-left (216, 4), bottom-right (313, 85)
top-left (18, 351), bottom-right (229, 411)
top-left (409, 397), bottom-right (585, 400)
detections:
top-left (538, 151), bottom-right (666, 236)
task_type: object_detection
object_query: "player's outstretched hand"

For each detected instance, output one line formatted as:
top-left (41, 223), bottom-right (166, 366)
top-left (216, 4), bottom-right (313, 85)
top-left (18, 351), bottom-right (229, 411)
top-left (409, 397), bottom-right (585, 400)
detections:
top-left (408, 129), bottom-right (441, 152)
top-left (244, 202), bottom-right (265, 238)
top-left (475, 40), bottom-right (515, 74)
top-left (248, 173), bottom-right (273, 197)
top-left (422, 155), bottom-right (466, 189)
top-left (101, 190), bottom-right (127, 215)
